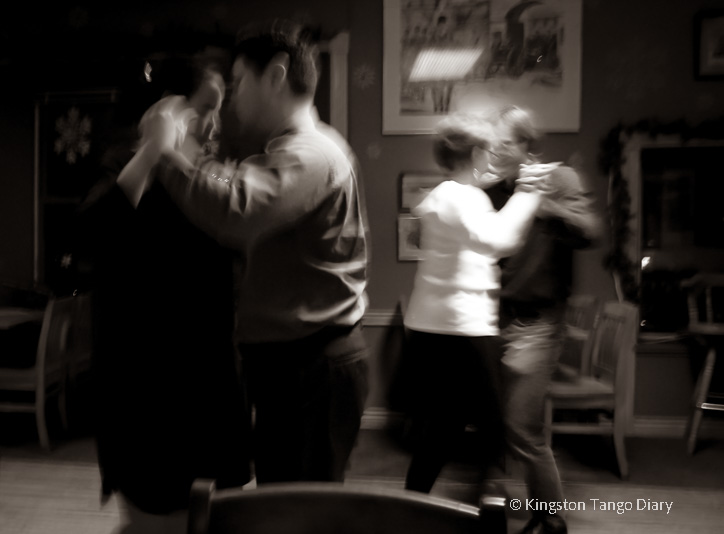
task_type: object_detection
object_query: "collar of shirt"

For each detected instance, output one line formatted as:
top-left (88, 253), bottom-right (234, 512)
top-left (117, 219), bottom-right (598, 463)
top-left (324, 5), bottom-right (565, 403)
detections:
top-left (264, 108), bottom-right (317, 152)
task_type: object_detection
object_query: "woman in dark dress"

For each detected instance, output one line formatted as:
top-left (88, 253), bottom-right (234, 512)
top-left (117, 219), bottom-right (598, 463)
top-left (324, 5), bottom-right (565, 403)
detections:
top-left (77, 59), bottom-right (251, 532)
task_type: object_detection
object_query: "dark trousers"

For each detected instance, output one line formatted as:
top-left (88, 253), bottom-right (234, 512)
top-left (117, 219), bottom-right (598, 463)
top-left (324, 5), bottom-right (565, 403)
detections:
top-left (404, 330), bottom-right (505, 493)
top-left (239, 322), bottom-right (368, 484)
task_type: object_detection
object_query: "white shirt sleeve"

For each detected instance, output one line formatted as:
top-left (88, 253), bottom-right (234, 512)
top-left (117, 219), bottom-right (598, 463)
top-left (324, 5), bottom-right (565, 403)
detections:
top-left (418, 181), bottom-right (541, 258)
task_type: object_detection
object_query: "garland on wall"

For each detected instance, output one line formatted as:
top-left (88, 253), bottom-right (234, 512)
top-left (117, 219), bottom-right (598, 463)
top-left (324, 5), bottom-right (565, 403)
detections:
top-left (598, 116), bottom-right (724, 304)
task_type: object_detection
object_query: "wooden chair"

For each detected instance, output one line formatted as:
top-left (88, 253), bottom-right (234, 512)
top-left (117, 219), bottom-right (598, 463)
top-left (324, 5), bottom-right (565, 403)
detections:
top-left (559, 294), bottom-right (600, 378)
top-left (544, 301), bottom-right (639, 479)
top-left (681, 273), bottom-right (724, 455)
top-left (188, 480), bottom-right (506, 534)
top-left (0, 295), bottom-right (77, 449)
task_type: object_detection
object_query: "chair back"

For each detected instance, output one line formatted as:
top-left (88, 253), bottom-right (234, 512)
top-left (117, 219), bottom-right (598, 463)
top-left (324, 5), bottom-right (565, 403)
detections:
top-left (562, 295), bottom-right (599, 375)
top-left (681, 273), bottom-right (724, 335)
top-left (35, 296), bottom-right (76, 388)
top-left (589, 301), bottom-right (639, 392)
top-left (188, 480), bottom-right (502, 534)
top-left (565, 295), bottom-right (600, 331)
top-left (36, 297), bottom-right (72, 371)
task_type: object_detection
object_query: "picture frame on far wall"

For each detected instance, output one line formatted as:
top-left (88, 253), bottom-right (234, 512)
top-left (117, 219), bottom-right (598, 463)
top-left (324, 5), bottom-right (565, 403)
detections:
top-left (397, 213), bottom-right (423, 261)
top-left (694, 10), bottom-right (724, 80)
top-left (400, 172), bottom-right (446, 210)
top-left (382, 0), bottom-right (582, 134)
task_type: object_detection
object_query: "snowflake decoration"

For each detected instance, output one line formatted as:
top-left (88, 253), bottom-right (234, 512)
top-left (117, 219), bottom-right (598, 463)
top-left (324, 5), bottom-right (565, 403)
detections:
top-left (353, 64), bottom-right (376, 90)
top-left (54, 107), bottom-right (92, 164)
top-left (60, 253), bottom-right (73, 269)
top-left (366, 143), bottom-right (382, 160)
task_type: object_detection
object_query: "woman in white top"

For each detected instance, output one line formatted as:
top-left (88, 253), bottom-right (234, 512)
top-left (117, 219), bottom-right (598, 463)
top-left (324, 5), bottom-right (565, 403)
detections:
top-left (403, 112), bottom-right (554, 494)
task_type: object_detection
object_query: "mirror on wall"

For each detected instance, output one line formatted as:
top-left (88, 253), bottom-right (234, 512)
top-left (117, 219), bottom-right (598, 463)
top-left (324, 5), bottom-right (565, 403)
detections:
top-left (622, 133), bottom-right (724, 333)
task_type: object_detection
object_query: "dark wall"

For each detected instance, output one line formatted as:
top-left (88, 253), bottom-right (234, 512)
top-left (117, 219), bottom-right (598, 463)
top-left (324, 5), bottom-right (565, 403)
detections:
top-left (3, 0), bottom-right (724, 309)
top-left (0, 0), bottom-right (349, 288)
top-left (0, 101), bottom-right (35, 283)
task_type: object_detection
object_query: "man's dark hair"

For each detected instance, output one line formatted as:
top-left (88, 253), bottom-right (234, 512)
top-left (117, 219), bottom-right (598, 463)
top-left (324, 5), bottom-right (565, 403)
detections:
top-left (493, 105), bottom-right (542, 155)
top-left (234, 19), bottom-right (319, 97)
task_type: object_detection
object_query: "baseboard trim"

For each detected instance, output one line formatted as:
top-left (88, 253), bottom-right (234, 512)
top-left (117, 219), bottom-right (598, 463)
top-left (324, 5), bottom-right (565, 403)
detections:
top-left (361, 408), bottom-right (404, 430)
top-left (362, 309), bottom-right (401, 327)
top-left (362, 408), bottom-right (724, 440)
top-left (631, 416), bottom-right (724, 439)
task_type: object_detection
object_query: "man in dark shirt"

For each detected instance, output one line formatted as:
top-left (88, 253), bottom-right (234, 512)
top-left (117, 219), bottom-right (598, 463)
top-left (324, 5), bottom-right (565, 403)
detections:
top-left (120, 20), bottom-right (370, 485)
top-left (486, 106), bottom-right (600, 534)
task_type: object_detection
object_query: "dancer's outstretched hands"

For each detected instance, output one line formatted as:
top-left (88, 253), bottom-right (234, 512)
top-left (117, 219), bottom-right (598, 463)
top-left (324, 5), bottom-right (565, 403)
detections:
top-left (515, 162), bottom-right (562, 193)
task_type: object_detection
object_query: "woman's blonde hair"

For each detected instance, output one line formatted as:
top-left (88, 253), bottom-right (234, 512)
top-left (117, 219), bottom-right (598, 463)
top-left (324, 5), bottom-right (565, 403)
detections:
top-left (433, 112), bottom-right (493, 171)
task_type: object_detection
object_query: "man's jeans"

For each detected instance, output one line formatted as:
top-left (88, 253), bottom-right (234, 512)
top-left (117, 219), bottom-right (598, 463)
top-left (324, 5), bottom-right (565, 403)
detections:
top-left (502, 317), bottom-right (567, 528)
top-left (240, 322), bottom-right (368, 484)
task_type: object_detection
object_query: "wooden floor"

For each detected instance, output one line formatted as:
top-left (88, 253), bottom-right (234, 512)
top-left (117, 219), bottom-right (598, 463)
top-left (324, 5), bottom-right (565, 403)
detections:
top-left (349, 427), bottom-right (724, 533)
top-left (0, 458), bottom-right (122, 534)
top-left (4, 457), bottom-right (723, 534)
top-left (2, 411), bottom-right (724, 533)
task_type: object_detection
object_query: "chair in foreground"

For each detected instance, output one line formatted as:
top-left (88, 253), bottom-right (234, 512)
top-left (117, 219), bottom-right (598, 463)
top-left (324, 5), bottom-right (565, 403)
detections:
top-left (544, 300), bottom-right (639, 479)
top-left (188, 480), bottom-right (506, 534)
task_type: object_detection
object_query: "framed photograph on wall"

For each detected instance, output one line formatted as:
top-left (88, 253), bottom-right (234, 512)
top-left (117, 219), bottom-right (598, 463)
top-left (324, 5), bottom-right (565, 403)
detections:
top-left (400, 172), bottom-right (446, 210)
top-left (398, 213), bottom-right (423, 261)
top-left (383, 0), bottom-right (582, 134)
top-left (694, 10), bottom-right (724, 80)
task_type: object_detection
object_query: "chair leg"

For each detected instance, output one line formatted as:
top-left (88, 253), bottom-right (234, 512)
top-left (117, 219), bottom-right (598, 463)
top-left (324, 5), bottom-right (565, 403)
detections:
top-left (686, 410), bottom-right (704, 456)
top-left (613, 413), bottom-right (628, 479)
top-left (36, 394), bottom-right (50, 451)
top-left (544, 397), bottom-right (553, 448)
top-left (58, 381), bottom-right (69, 433)
top-left (686, 346), bottom-right (716, 456)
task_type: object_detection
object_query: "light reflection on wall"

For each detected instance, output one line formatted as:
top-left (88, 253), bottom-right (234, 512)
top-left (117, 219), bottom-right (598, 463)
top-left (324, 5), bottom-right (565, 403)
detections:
top-left (408, 48), bottom-right (484, 82)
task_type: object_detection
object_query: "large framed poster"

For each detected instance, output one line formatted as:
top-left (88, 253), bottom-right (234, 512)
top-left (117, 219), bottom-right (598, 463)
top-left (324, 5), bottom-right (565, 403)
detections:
top-left (383, 0), bottom-right (582, 134)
